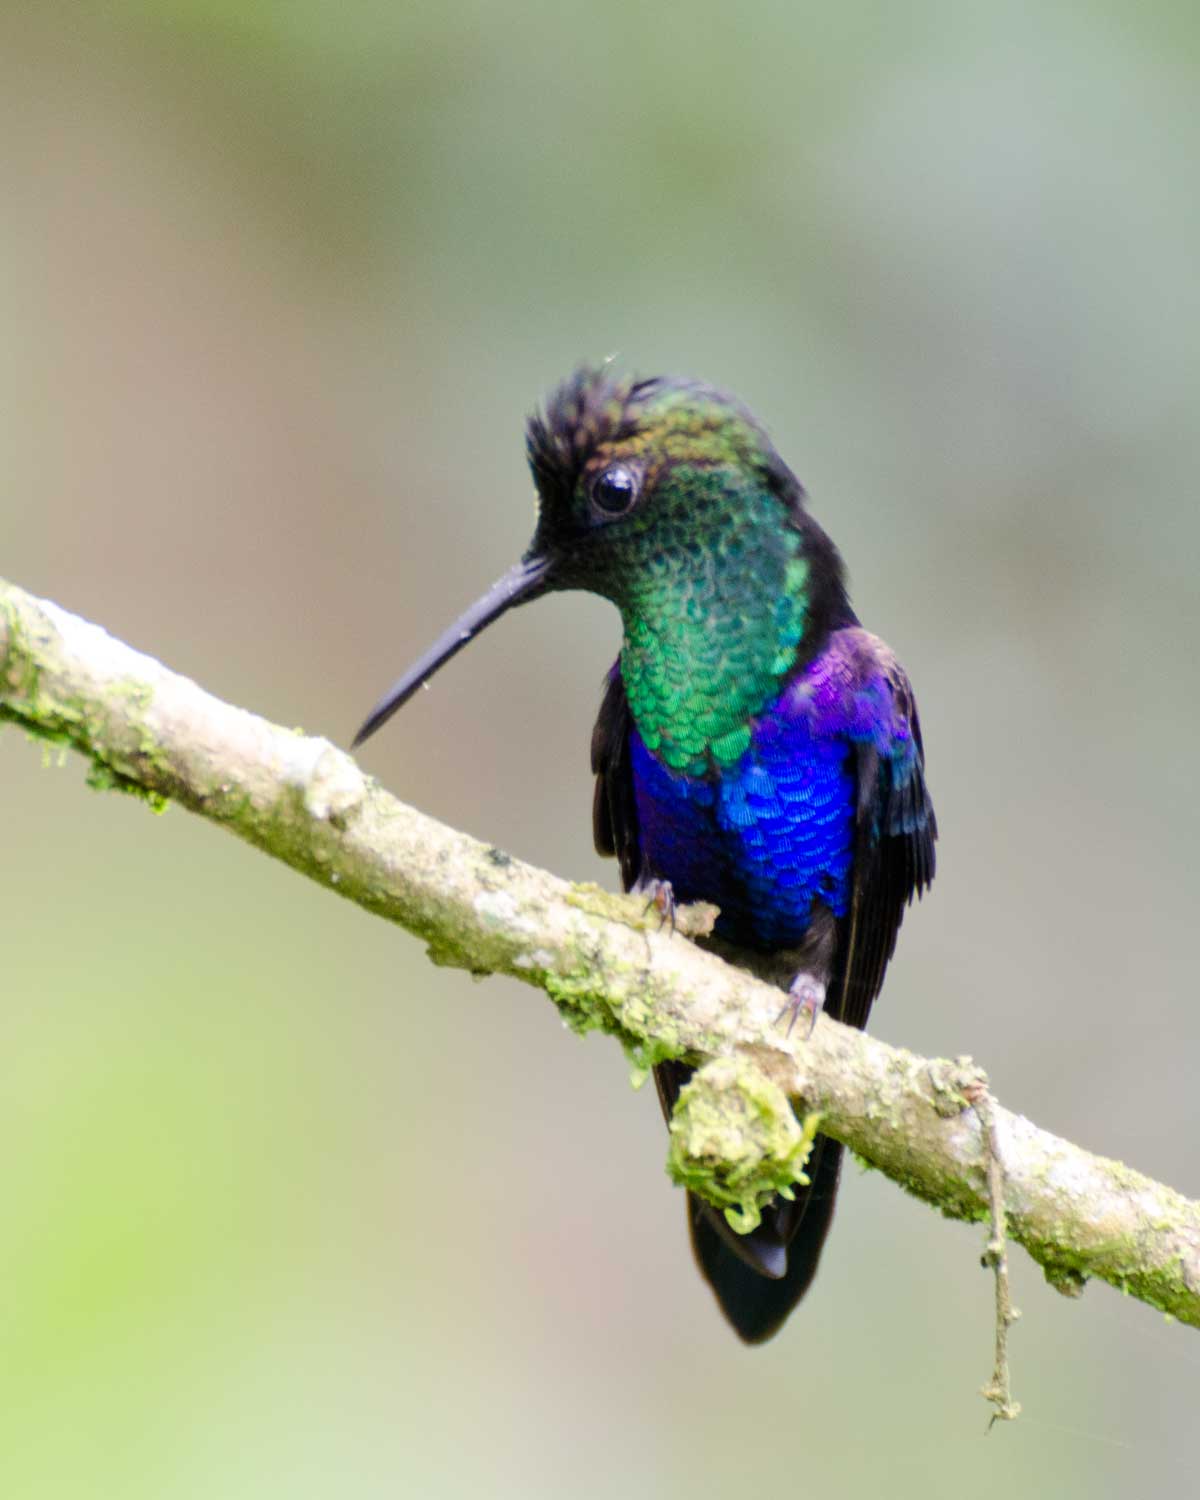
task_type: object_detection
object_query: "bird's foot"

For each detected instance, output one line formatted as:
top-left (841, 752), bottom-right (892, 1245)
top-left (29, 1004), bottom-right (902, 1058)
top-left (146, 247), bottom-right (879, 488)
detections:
top-left (639, 878), bottom-right (678, 934)
top-left (776, 974), bottom-right (827, 1039)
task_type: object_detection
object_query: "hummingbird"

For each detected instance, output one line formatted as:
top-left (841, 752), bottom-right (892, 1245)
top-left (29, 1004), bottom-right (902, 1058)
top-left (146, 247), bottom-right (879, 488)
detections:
top-left (353, 367), bottom-right (936, 1343)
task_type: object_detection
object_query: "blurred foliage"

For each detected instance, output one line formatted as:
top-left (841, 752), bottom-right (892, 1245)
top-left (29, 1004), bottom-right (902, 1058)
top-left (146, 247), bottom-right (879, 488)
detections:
top-left (2, 1), bottom-right (1199, 1496)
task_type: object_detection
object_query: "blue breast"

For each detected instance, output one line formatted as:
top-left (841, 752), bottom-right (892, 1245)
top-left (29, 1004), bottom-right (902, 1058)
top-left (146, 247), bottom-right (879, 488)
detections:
top-left (629, 695), bottom-right (855, 950)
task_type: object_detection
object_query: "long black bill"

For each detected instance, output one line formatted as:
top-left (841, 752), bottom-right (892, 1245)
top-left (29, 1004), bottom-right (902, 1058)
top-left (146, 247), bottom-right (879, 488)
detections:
top-left (352, 555), bottom-right (550, 749)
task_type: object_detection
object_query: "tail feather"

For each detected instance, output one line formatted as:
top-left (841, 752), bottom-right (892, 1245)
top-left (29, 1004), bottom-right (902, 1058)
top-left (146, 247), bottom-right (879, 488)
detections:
top-left (688, 1136), bottom-right (844, 1345)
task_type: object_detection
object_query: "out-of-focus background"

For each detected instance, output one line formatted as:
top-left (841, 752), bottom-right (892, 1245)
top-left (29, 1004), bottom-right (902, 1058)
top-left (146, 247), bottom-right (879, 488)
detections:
top-left (3, 3), bottom-right (1198, 1495)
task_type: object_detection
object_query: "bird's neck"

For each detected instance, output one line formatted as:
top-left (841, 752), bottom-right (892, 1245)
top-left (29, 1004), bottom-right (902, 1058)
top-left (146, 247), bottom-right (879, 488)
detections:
top-left (618, 524), bottom-right (812, 776)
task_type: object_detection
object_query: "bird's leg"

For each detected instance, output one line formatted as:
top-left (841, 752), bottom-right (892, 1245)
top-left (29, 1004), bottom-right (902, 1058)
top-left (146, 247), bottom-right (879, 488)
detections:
top-left (776, 974), bottom-right (827, 1039)
top-left (636, 877), bottom-right (678, 934)
top-left (772, 906), bottom-right (836, 1038)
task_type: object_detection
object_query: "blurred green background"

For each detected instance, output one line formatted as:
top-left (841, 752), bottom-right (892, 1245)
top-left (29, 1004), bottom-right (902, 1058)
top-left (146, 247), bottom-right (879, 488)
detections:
top-left (3, 2), bottom-right (1198, 1495)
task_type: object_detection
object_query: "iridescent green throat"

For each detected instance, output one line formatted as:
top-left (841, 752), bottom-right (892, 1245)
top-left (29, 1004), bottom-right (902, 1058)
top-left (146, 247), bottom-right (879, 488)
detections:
top-left (613, 489), bottom-right (809, 776)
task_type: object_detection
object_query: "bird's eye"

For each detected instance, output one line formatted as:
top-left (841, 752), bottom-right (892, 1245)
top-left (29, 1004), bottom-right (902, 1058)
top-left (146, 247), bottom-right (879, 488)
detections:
top-left (591, 463), bottom-right (639, 518)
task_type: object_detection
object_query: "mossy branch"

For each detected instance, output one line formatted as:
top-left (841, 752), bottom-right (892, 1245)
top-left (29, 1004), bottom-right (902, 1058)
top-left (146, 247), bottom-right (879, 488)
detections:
top-left (3, 575), bottom-right (1200, 1346)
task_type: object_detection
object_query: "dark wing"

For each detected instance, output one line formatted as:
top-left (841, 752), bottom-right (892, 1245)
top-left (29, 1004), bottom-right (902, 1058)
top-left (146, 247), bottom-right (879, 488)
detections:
top-left (829, 641), bottom-right (937, 1032)
top-left (590, 662), bottom-right (642, 889)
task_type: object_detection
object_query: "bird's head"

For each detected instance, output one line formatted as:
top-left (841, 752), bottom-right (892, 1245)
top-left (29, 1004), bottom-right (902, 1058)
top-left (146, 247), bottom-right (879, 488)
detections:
top-left (354, 366), bottom-right (835, 751)
top-left (521, 366), bottom-right (806, 605)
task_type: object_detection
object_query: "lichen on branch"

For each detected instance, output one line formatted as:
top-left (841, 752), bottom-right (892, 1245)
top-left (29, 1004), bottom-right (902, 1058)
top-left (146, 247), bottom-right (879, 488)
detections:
top-left (668, 1058), bottom-right (822, 1234)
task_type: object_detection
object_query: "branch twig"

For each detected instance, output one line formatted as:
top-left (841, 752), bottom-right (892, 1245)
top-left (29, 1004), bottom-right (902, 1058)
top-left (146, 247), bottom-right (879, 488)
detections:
top-left (3, 575), bottom-right (1200, 1346)
top-left (967, 1082), bottom-right (1022, 1425)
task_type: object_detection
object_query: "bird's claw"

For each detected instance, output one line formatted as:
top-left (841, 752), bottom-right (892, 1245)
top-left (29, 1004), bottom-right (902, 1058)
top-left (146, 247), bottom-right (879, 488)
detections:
top-left (641, 878), bottom-right (678, 934)
top-left (776, 975), bottom-right (826, 1039)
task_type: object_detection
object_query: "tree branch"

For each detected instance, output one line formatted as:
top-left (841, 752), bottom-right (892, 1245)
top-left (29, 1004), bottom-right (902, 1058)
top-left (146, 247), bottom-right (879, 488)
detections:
top-left (3, 575), bottom-right (1199, 1341)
